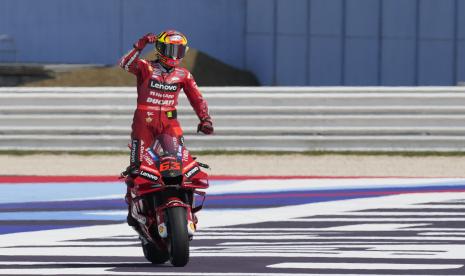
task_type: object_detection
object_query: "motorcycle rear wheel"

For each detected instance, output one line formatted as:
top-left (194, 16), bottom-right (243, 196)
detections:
top-left (142, 240), bottom-right (169, 264)
top-left (167, 206), bottom-right (189, 267)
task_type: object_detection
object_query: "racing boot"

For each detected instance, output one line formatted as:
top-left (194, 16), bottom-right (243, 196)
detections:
top-left (124, 177), bottom-right (140, 228)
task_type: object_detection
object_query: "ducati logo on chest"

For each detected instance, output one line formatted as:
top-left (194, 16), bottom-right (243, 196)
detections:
top-left (145, 117), bottom-right (153, 123)
top-left (149, 80), bottom-right (178, 92)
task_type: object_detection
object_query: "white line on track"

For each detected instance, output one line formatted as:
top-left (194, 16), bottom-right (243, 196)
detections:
top-left (323, 212), bottom-right (465, 216)
top-left (418, 232), bottom-right (465, 236)
top-left (288, 218), bottom-right (465, 222)
top-left (195, 232), bottom-right (313, 236)
top-left (218, 241), bottom-right (432, 245)
top-left (194, 234), bottom-right (465, 241)
top-left (0, 268), bottom-right (445, 276)
top-left (267, 262), bottom-right (463, 270)
top-left (201, 224), bottom-right (428, 232)
top-left (194, 235), bottom-right (318, 240)
top-left (367, 204), bottom-right (465, 209)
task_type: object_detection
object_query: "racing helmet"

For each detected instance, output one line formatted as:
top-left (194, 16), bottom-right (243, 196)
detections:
top-left (155, 30), bottom-right (188, 67)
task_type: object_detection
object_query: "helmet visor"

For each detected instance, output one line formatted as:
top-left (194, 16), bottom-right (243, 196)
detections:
top-left (157, 42), bottom-right (187, 59)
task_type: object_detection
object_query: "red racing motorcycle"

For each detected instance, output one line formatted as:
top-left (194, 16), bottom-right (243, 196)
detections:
top-left (121, 135), bottom-right (209, 267)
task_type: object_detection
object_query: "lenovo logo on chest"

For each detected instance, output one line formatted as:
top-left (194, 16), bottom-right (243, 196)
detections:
top-left (149, 80), bottom-right (178, 92)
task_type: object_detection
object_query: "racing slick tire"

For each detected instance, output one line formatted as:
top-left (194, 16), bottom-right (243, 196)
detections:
top-left (167, 206), bottom-right (190, 267)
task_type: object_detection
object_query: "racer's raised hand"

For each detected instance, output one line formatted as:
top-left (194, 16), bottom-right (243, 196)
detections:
top-left (197, 117), bottom-right (214, 135)
top-left (133, 33), bottom-right (157, 50)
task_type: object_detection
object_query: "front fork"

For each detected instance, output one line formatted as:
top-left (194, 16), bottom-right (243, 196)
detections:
top-left (155, 198), bottom-right (195, 238)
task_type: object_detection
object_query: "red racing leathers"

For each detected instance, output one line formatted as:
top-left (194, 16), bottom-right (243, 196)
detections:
top-left (119, 40), bottom-right (211, 169)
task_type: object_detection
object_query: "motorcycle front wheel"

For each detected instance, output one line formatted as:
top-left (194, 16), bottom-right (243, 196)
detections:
top-left (167, 206), bottom-right (189, 267)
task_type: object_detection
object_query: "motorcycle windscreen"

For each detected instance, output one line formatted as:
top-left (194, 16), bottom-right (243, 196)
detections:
top-left (153, 134), bottom-right (181, 157)
top-left (154, 134), bottom-right (184, 184)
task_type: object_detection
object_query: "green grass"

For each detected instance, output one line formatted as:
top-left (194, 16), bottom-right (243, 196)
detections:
top-left (2, 149), bottom-right (465, 157)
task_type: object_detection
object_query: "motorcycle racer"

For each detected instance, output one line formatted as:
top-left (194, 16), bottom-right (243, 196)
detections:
top-left (119, 30), bottom-right (214, 227)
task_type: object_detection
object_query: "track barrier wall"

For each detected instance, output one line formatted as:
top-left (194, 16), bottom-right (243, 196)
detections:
top-left (1, 86), bottom-right (465, 152)
top-left (1, 0), bottom-right (465, 86)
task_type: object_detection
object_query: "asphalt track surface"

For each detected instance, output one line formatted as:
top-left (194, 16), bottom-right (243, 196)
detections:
top-left (2, 176), bottom-right (465, 275)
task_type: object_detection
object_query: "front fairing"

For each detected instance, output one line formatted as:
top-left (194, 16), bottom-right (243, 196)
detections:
top-left (131, 138), bottom-right (209, 196)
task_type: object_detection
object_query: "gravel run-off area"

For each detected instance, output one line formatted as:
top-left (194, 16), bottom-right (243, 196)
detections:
top-left (0, 154), bottom-right (464, 177)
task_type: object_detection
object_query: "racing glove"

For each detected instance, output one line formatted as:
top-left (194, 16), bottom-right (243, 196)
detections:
top-left (133, 33), bottom-right (157, 51)
top-left (120, 165), bottom-right (140, 179)
top-left (197, 117), bottom-right (214, 135)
